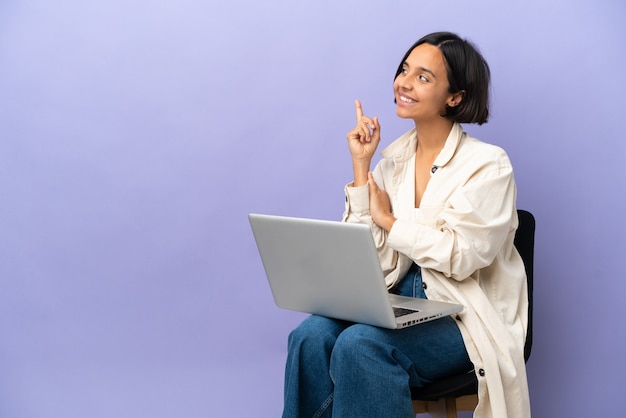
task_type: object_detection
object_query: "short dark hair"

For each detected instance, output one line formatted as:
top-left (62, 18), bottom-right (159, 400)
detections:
top-left (394, 32), bottom-right (491, 125)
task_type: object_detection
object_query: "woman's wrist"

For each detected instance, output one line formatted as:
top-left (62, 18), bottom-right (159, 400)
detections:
top-left (380, 214), bottom-right (396, 232)
top-left (352, 159), bottom-right (371, 186)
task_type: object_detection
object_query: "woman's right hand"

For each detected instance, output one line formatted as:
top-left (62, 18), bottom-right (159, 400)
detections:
top-left (347, 100), bottom-right (381, 186)
top-left (347, 100), bottom-right (381, 161)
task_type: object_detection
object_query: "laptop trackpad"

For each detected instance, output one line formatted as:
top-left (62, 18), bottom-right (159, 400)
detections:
top-left (389, 293), bottom-right (423, 307)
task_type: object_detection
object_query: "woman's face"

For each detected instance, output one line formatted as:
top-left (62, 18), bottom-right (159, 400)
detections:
top-left (393, 43), bottom-right (458, 122)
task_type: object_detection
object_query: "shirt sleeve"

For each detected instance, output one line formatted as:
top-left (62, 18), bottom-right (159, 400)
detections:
top-left (342, 174), bottom-right (399, 280)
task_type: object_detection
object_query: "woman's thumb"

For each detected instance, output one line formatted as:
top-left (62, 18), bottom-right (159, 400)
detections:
top-left (367, 172), bottom-right (377, 189)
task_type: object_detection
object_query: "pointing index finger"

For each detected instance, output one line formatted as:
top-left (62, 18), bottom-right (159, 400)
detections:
top-left (355, 100), bottom-right (364, 122)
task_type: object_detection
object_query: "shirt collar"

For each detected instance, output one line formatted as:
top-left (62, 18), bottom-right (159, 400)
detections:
top-left (381, 122), bottom-right (465, 168)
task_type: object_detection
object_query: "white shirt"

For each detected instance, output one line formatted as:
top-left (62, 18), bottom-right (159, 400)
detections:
top-left (343, 122), bottom-right (531, 418)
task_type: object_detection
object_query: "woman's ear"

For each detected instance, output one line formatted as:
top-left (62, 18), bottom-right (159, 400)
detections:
top-left (448, 90), bottom-right (465, 108)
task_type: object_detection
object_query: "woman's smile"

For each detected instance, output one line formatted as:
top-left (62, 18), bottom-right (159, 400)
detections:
top-left (398, 95), bottom-right (417, 105)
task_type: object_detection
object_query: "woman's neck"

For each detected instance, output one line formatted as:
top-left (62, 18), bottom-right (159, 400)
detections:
top-left (413, 118), bottom-right (454, 156)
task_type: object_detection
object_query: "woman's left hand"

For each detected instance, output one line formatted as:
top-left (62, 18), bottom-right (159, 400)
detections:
top-left (368, 172), bottom-right (396, 232)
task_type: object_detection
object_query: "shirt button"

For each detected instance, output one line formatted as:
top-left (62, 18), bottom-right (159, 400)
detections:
top-left (422, 282), bottom-right (427, 289)
top-left (455, 315), bottom-right (462, 321)
top-left (478, 369), bottom-right (485, 377)
top-left (431, 166), bottom-right (438, 173)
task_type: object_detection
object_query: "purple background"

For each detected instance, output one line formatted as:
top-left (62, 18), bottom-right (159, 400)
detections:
top-left (1, 0), bottom-right (625, 417)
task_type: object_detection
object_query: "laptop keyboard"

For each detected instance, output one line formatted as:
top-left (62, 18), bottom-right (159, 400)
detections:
top-left (393, 307), bottom-right (420, 317)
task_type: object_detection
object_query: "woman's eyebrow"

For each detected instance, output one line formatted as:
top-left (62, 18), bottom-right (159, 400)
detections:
top-left (403, 62), bottom-right (437, 79)
top-left (418, 66), bottom-right (437, 79)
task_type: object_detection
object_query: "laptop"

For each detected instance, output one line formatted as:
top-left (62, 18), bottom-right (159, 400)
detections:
top-left (248, 213), bottom-right (463, 329)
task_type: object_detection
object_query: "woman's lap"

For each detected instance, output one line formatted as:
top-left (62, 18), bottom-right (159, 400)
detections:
top-left (298, 313), bottom-right (471, 384)
top-left (283, 266), bottom-right (472, 417)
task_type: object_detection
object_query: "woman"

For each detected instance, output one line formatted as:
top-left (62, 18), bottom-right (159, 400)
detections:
top-left (283, 32), bottom-right (530, 418)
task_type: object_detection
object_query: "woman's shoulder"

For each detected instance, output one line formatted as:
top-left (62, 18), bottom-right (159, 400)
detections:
top-left (459, 131), bottom-right (511, 164)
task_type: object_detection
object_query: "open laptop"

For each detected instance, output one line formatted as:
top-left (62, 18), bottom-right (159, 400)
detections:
top-left (248, 213), bottom-right (463, 329)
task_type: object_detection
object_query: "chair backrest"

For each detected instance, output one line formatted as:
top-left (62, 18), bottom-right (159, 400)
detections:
top-left (513, 209), bottom-right (535, 362)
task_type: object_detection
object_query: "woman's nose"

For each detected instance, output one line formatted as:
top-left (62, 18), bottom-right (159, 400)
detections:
top-left (396, 76), bottom-right (412, 91)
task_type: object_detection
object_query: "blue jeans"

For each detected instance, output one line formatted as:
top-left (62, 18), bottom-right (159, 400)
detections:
top-left (282, 264), bottom-right (472, 418)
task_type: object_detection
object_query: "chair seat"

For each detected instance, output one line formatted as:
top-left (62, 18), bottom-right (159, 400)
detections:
top-left (411, 370), bottom-right (477, 401)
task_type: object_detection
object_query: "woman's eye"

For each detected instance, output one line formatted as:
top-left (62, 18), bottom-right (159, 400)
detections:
top-left (419, 75), bottom-right (429, 82)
